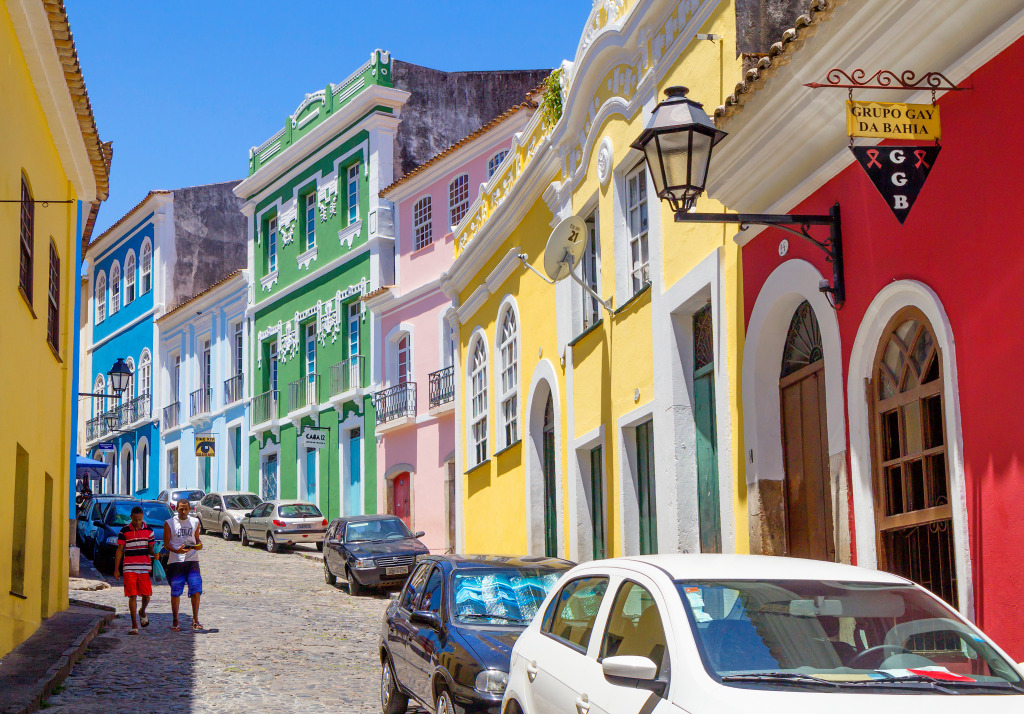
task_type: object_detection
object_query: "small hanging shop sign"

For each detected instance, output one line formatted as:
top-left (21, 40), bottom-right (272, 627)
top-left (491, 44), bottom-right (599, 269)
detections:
top-left (850, 146), bottom-right (941, 224)
top-left (195, 435), bottom-right (216, 457)
top-left (846, 101), bottom-right (940, 141)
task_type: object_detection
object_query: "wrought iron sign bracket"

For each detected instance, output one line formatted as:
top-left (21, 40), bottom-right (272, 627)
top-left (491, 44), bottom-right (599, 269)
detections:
top-left (0, 199), bottom-right (76, 207)
top-left (674, 202), bottom-right (844, 309)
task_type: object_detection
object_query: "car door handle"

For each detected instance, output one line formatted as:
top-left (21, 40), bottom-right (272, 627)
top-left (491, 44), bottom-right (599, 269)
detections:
top-left (525, 660), bottom-right (538, 682)
top-left (575, 694), bottom-right (590, 714)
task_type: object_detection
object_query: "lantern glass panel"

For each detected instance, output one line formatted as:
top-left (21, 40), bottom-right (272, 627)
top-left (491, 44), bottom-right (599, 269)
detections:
top-left (644, 140), bottom-right (666, 198)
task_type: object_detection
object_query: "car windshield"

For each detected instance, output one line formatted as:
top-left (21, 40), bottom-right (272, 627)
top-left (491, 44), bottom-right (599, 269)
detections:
top-left (452, 569), bottom-right (563, 626)
top-left (677, 579), bottom-right (1022, 693)
top-left (278, 504), bottom-right (322, 518)
top-left (106, 503), bottom-right (173, 530)
top-left (224, 495), bottom-right (261, 510)
top-left (345, 518), bottom-right (413, 542)
top-left (171, 490), bottom-right (204, 502)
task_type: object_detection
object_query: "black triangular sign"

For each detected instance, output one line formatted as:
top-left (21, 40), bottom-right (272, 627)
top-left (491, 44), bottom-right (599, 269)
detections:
top-left (851, 145), bottom-right (941, 224)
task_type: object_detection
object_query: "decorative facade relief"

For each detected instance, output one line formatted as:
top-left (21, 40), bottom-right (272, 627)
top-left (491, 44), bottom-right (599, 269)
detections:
top-left (256, 279), bottom-right (370, 363)
top-left (317, 178), bottom-right (338, 221)
top-left (278, 203), bottom-right (297, 246)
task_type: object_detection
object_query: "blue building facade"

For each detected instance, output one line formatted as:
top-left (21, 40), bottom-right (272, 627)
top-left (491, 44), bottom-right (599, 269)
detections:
top-left (83, 194), bottom-right (166, 498)
top-left (158, 271), bottom-right (250, 495)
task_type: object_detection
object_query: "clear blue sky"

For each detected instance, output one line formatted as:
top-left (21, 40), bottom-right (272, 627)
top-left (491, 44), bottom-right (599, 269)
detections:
top-left (66, 1), bottom-right (593, 237)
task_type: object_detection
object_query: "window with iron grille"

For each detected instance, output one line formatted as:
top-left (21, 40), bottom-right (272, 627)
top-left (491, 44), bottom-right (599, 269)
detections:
top-left (449, 174), bottom-right (469, 227)
top-left (347, 164), bottom-right (359, 224)
top-left (413, 196), bottom-right (432, 251)
top-left (693, 303), bottom-right (713, 370)
top-left (110, 261), bottom-right (121, 314)
top-left (498, 307), bottom-right (518, 448)
top-left (469, 339), bottom-right (488, 466)
top-left (19, 175), bottom-right (34, 303)
top-left (95, 271), bottom-right (106, 323)
top-left (488, 150), bottom-right (508, 178)
top-left (625, 165), bottom-right (649, 296)
top-left (47, 241), bottom-right (59, 352)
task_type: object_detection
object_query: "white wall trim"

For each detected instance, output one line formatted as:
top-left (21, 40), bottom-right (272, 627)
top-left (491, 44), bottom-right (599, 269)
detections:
top-left (524, 359), bottom-right (565, 557)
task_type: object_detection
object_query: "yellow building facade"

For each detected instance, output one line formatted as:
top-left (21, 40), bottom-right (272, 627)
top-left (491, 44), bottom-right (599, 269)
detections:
top-left (444, 0), bottom-right (748, 560)
top-left (1, 0), bottom-right (108, 656)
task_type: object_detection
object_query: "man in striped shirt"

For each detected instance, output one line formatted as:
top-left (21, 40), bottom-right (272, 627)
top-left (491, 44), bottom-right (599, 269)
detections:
top-left (115, 506), bottom-right (156, 635)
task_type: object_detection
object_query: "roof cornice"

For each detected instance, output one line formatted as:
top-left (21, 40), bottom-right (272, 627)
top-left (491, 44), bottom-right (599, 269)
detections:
top-left (85, 191), bottom-right (172, 258)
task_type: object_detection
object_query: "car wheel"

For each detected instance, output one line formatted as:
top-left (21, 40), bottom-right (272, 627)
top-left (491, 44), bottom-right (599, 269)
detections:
top-left (346, 568), bottom-right (365, 596)
top-left (380, 656), bottom-right (408, 714)
top-left (222, 522), bottom-right (233, 541)
top-left (324, 558), bottom-right (336, 586)
top-left (266, 532), bottom-right (278, 553)
top-left (436, 686), bottom-right (456, 714)
top-left (240, 528), bottom-right (249, 547)
top-left (316, 541), bottom-right (324, 552)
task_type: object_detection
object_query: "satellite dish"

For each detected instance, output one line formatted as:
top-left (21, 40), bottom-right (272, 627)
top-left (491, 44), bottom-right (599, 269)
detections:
top-left (543, 216), bottom-right (588, 282)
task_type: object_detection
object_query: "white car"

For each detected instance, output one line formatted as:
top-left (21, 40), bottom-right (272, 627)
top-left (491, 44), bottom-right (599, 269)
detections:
top-left (502, 555), bottom-right (1024, 714)
top-left (195, 491), bottom-right (262, 540)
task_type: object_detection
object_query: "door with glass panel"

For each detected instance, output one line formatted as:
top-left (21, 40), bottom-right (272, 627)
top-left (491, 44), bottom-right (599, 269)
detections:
top-left (347, 428), bottom-right (361, 516)
top-left (305, 447), bottom-right (317, 504)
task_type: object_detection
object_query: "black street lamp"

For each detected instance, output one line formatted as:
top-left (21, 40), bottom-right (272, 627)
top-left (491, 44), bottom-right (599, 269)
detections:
top-left (632, 86), bottom-right (845, 308)
top-left (107, 357), bottom-right (133, 396)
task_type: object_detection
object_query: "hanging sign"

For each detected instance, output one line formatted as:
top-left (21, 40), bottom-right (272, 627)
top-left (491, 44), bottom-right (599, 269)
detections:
top-left (846, 101), bottom-right (941, 141)
top-left (851, 145), bottom-right (941, 224)
top-left (95, 443), bottom-right (115, 453)
top-left (301, 428), bottom-right (327, 449)
top-left (195, 435), bottom-right (216, 457)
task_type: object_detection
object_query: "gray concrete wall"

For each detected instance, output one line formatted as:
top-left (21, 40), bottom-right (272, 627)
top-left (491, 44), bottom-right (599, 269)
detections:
top-left (392, 62), bottom-right (551, 179)
top-left (170, 181), bottom-right (247, 307)
top-left (736, 0), bottom-right (810, 68)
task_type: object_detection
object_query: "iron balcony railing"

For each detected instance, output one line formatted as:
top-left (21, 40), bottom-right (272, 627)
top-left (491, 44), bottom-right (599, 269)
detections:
top-left (122, 394), bottom-right (151, 424)
top-left (163, 402), bottom-right (181, 429)
top-left (373, 382), bottom-right (416, 426)
top-left (251, 389), bottom-right (280, 425)
top-left (289, 375), bottom-right (320, 412)
top-left (328, 355), bottom-right (364, 397)
top-left (190, 387), bottom-right (212, 417)
top-left (85, 395), bottom-right (151, 441)
top-left (428, 366), bottom-right (455, 408)
top-left (224, 374), bottom-right (245, 404)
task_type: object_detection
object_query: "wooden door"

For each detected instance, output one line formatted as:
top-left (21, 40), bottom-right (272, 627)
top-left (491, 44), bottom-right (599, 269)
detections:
top-left (636, 419), bottom-right (657, 554)
top-left (693, 304), bottom-right (720, 552)
top-left (590, 446), bottom-right (606, 560)
top-left (394, 472), bottom-right (411, 527)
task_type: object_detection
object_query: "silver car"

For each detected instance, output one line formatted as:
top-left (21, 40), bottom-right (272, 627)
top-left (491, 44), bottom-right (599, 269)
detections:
top-left (238, 500), bottom-right (327, 553)
top-left (196, 491), bottom-right (262, 540)
top-left (156, 488), bottom-right (206, 514)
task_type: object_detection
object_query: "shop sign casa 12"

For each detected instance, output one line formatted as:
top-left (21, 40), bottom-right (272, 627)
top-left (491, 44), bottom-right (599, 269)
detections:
top-left (851, 145), bottom-right (941, 224)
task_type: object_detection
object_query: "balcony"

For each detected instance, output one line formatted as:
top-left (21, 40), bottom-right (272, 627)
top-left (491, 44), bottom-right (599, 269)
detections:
top-left (163, 401), bottom-right (181, 430)
top-left (428, 366), bottom-right (455, 412)
top-left (251, 389), bottom-right (280, 429)
top-left (224, 373), bottom-right (245, 404)
top-left (288, 375), bottom-right (320, 423)
top-left (85, 395), bottom-right (152, 442)
top-left (190, 387), bottom-right (212, 418)
top-left (373, 382), bottom-right (416, 430)
top-left (328, 355), bottom-right (364, 400)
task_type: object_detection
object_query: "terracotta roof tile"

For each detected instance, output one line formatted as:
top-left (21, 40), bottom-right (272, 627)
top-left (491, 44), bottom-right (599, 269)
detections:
top-left (86, 190), bottom-right (172, 254)
top-left (158, 270), bottom-right (245, 321)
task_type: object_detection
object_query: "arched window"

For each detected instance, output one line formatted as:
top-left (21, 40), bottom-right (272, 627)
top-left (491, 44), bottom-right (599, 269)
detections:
top-left (124, 250), bottom-right (136, 304)
top-left (871, 309), bottom-right (956, 606)
top-left (124, 357), bottom-right (135, 404)
top-left (487, 150), bottom-right (508, 178)
top-left (137, 439), bottom-right (149, 491)
top-left (93, 374), bottom-right (105, 418)
top-left (781, 301), bottom-right (823, 377)
top-left (140, 239), bottom-right (152, 294)
top-left (469, 337), bottom-right (488, 466)
top-left (449, 174), bottom-right (470, 227)
top-left (139, 349), bottom-right (152, 398)
top-left (110, 261), bottom-right (121, 314)
top-left (497, 306), bottom-right (519, 448)
top-left (95, 271), bottom-right (106, 323)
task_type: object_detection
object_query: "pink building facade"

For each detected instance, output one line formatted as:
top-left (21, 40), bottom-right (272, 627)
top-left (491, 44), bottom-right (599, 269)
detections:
top-left (369, 101), bottom-right (536, 553)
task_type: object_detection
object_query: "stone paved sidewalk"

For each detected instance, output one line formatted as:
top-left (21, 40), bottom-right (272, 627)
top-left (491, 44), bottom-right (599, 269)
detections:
top-left (45, 536), bottom-right (425, 713)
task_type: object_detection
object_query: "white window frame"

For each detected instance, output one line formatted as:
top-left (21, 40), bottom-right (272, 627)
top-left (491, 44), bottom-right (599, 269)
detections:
top-left (95, 270), bottom-right (106, 323)
top-left (348, 302), bottom-right (360, 359)
top-left (267, 216), bottom-right (278, 273)
top-left (170, 352), bottom-right (180, 404)
top-left (497, 303), bottom-right (519, 449)
top-left (625, 164), bottom-right (650, 297)
top-left (449, 173), bottom-right (469, 228)
top-left (468, 335), bottom-right (488, 467)
top-left (396, 334), bottom-right (411, 385)
top-left (269, 340), bottom-right (279, 393)
top-left (110, 260), bottom-right (121, 314)
top-left (304, 191), bottom-right (316, 251)
top-left (234, 321), bottom-right (244, 376)
top-left (487, 150), bottom-right (508, 178)
top-left (305, 322), bottom-right (316, 379)
top-left (580, 210), bottom-right (601, 333)
top-left (93, 374), bottom-right (105, 418)
top-left (124, 357), bottom-right (135, 403)
top-left (139, 349), bottom-right (151, 397)
top-left (140, 239), bottom-right (152, 294)
top-left (347, 163), bottom-right (359, 225)
top-left (413, 195), bottom-right (432, 251)
top-left (202, 339), bottom-right (212, 391)
top-left (124, 250), bottom-right (136, 304)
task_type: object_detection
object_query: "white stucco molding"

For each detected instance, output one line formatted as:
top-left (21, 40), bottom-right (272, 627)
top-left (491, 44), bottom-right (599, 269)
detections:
top-left (846, 279), bottom-right (973, 620)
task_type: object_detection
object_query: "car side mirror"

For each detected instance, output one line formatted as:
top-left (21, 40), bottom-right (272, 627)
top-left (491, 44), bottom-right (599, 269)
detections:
top-left (414, 531), bottom-right (425, 538)
top-left (93, 519), bottom-right (103, 527)
top-left (244, 512), bottom-right (252, 518)
top-left (409, 610), bottom-right (442, 630)
top-left (213, 505), bottom-right (222, 511)
top-left (602, 656), bottom-right (658, 683)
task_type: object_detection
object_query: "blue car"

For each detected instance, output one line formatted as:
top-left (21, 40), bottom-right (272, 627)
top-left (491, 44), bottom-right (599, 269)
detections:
top-left (91, 500), bottom-right (174, 574)
top-left (76, 495), bottom-right (133, 560)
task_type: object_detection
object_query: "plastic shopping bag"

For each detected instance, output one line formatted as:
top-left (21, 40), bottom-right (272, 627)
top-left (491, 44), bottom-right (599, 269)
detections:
top-left (152, 556), bottom-right (166, 583)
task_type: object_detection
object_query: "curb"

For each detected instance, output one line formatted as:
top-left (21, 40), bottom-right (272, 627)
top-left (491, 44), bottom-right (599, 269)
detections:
top-left (7, 606), bottom-right (115, 714)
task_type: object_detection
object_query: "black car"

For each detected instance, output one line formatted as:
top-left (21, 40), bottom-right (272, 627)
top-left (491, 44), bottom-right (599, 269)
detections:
top-left (323, 515), bottom-right (430, 596)
top-left (379, 554), bottom-right (573, 714)
top-left (91, 500), bottom-right (174, 574)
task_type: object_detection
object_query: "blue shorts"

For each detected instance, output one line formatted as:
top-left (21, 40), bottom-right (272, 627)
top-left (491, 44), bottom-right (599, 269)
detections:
top-left (166, 561), bottom-right (202, 597)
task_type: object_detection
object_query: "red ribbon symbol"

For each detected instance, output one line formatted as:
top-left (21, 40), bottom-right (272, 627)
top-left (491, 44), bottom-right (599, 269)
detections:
top-left (866, 149), bottom-right (882, 169)
top-left (914, 150), bottom-right (930, 169)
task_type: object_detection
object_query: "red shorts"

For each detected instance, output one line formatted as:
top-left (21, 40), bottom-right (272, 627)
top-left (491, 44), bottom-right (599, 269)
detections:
top-left (123, 572), bottom-right (152, 598)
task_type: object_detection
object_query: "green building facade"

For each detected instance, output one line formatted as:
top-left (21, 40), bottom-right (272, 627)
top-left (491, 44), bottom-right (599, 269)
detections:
top-left (234, 50), bottom-right (406, 519)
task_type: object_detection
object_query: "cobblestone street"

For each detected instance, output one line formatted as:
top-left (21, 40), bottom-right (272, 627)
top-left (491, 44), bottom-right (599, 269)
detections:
top-left (47, 537), bottom-right (419, 713)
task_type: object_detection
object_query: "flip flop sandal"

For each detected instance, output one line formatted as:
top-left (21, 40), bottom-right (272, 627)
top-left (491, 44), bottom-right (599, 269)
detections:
top-left (170, 624), bottom-right (181, 632)
top-left (140, 616), bottom-right (149, 627)
top-left (128, 628), bottom-right (139, 635)
top-left (192, 620), bottom-right (203, 630)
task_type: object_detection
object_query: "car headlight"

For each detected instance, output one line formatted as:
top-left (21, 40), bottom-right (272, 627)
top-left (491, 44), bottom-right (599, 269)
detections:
top-left (355, 558), bottom-right (376, 569)
top-left (105, 536), bottom-right (120, 546)
top-left (474, 669), bottom-right (509, 694)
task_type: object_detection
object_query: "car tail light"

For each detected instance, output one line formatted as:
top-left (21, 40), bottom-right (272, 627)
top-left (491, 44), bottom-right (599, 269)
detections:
top-left (273, 519), bottom-right (286, 527)
top-left (321, 519), bottom-right (328, 526)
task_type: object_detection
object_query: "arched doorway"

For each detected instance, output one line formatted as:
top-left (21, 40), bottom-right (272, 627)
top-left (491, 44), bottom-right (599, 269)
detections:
top-left (120, 445), bottom-right (133, 495)
top-left (542, 397), bottom-right (557, 557)
top-left (393, 472), bottom-right (411, 528)
top-left (779, 300), bottom-right (835, 561)
top-left (870, 309), bottom-right (957, 607)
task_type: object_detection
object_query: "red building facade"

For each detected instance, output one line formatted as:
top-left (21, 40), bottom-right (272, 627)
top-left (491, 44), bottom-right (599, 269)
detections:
top-left (710, 1), bottom-right (1024, 657)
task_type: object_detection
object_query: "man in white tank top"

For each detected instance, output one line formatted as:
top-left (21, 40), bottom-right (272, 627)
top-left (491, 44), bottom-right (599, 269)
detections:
top-left (163, 498), bottom-right (204, 631)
